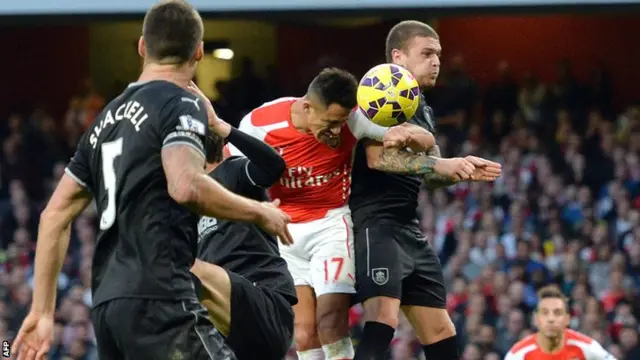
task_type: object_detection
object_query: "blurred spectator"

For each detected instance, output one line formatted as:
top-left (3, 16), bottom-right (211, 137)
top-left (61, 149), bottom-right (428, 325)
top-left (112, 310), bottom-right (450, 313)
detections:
top-left (518, 72), bottom-right (547, 129)
top-left (484, 61), bottom-right (518, 120)
top-left (211, 80), bottom-right (235, 127)
top-left (227, 57), bottom-right (268, 117)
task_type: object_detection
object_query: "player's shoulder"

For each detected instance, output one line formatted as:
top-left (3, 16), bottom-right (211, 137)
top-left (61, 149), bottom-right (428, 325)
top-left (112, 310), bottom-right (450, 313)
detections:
top-left (126, 80), bottom-right (188, 102)
top-left (257, 96), bottom-right (298, 110)
top-left (565, 329), bottom-right (595, 344)
top-left (134, 81), bottom-right (208, 133)
top-left (507, 333), bottom-right (539, 357)
top-left (128, 80), bottom-right (206, 116)
top-left (565, 329), bottom-right (614, 359)
top-left (422, 103), bottom-right (435, 119)
top-left (348, 107), bottom-right (366, 122)
top-left (409, 96), bottom-right (435, 131)
top-left (245, 97), bottom-right (297, 127)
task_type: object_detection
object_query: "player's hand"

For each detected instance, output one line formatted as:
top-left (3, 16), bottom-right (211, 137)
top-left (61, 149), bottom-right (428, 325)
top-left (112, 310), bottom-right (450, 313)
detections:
top-left (186, 81), bottom-right (221, 129)
top-left (186, 80), bottom-right (208, 103)
top-left (382, 125), bottom-right (412, 148)
top-left (464, 156), bottom-right (502, 182)
top-left (433, 157), bottom-right (475, 182)
top-left (257, 199), bottom-right (294, 246)
top-left (12, 311), bottom-right (54, 360)
top-left (399, 123), bottom-right (436, 152)
top-left (209, 118), bottom-right (232, 138)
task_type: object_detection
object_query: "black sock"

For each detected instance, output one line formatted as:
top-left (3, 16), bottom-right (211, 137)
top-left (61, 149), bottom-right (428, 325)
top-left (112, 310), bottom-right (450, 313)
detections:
top-left (354, 321), bottom-right (395, 360)
top-left (422, 335), bottom-right (460, 360)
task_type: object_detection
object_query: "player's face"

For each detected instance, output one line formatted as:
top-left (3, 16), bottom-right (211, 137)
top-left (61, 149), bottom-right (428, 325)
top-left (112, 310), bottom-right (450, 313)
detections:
top-left (535, 298), bottom-right (570, 338)
top-left (305, 102), bottom-right (350, 148)
top-left (393, 36), bottom-right (441, 89)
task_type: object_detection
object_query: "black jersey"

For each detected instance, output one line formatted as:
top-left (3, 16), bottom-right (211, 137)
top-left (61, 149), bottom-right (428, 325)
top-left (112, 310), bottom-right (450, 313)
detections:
top-left (350, 95), bottom-right (436, 228)
top-left (197, 156), bottom-right (297, 305)
top-left (65, 80), bottom-right (210, 306)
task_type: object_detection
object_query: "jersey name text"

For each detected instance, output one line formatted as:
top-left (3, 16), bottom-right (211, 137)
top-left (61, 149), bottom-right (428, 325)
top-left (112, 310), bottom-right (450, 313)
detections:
top-left (90, 100), bottom-right (149, 148)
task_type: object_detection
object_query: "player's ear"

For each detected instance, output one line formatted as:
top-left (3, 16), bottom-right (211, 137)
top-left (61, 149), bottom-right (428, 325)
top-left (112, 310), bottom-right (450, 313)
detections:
top-left (302, 100), bottom-right (312, 114)
top-left (391, 48), bottom-right (404, 64)
top-left (194, 41), bottom-right (204, 62)
top-left (138, 36), bottom-right (146, 58)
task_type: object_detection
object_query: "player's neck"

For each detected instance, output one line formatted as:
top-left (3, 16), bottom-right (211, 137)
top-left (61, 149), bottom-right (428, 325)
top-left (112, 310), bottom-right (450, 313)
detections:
top-left (138, 63), bottom-right (194, 89)
top-left (536, 331), bottom-right (565, 353)
top-left (290, 99), bottom-right (309, 133)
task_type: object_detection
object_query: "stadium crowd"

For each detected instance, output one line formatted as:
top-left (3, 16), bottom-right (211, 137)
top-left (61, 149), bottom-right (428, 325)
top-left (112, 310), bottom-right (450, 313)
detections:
top-left (1, 57), bottom-right (639, 360)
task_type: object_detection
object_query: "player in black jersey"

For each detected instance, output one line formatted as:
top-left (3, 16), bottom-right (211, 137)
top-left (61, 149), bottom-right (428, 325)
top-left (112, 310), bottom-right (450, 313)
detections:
top-left (12, 2), bottom-right (291, 360)
top-left (350, 21), bottom-right (502, 360)
top-left (187, 84), bottom-right (296, 360)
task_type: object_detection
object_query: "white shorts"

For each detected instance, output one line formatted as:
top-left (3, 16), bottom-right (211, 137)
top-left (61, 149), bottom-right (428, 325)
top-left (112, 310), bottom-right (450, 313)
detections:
top-left (279, 206), bottom-right (355, 297)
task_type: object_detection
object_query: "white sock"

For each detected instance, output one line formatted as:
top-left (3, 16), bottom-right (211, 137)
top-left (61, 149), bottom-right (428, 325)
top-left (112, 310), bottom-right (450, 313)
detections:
top-left (322, 337), bottom-right (355, 360)
top-left (297, 348), bottom-right (325, 360)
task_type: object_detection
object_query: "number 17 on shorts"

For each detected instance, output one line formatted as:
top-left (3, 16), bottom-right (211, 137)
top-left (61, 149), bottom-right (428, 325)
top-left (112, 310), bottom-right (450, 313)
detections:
top-left (312, 254), bottom-right (356, 296)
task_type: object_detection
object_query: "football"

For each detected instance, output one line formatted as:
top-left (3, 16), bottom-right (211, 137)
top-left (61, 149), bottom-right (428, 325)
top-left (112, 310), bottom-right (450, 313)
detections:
top-left (357, 63), bottom-right (421, 127)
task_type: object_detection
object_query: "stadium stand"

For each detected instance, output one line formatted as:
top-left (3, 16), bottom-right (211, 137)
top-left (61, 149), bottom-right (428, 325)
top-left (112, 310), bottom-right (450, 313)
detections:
top-left (1, 58), bottom-right (639, 360)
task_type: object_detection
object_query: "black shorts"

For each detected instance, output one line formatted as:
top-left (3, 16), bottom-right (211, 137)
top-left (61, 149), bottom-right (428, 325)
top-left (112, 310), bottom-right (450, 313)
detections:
top-left (225, 271), bottom-right (294, 360)
top-left (354, 223), bottom-right (446, 308)
top-left (91, 298), bottom-right (235, 360)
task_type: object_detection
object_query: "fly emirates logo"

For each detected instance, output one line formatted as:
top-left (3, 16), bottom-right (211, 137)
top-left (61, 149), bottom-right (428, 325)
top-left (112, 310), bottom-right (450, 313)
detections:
top-left (279, 165), bottom-right (348, 189)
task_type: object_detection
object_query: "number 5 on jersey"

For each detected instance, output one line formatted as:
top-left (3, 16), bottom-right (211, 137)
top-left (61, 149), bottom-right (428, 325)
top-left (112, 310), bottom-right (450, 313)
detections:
top-left (100, 138), bottom-right (123, 230)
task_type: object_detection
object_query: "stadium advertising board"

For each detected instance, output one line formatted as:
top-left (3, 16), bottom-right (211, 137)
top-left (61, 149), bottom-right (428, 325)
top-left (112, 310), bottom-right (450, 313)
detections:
top-left (0, 0), bottom-right (636, 15)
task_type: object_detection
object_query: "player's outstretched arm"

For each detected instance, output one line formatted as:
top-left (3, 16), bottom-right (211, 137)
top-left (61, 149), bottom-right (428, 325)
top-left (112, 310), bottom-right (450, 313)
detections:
top-left (464, 155), bottom-right (502, 182)
top-left (421, 145), bottom-right (461, 189)
top-left (348, 109), bottom-right (435, 149)
top-left (15, 175), bottom-right (92, 359)
top-left (162, 143), bottom-right (293, 243)
top-left (364, 142), bottom-right (473, 187)
top-left (179, 82), bottom-right (293, 243)
top-left (213, 119), bottom-right (286, 187)
top-left (163, 143), bottom-right (264, 220)
top-left (347, 109), bottom-right (389, 142)
top-left (32, 174), bottom-right (93, 315)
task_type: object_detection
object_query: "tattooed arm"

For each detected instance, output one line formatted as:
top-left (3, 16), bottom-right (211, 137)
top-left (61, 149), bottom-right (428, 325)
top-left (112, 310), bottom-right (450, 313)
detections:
top-left (161, 144), bottom-right (264, 221)
top-left (419, 145), bottom-right (460, 189)
top-left (365, 142), bottom-right (459, 189)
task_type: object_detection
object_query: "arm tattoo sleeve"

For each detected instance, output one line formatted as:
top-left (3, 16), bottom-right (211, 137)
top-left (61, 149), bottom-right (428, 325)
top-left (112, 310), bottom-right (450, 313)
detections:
top-left (371, 144), bottom-right (458, 189)
top-left (375, 146), bottom-right (439, 175)
top-left (421, 145), bottom-right (458, 190)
